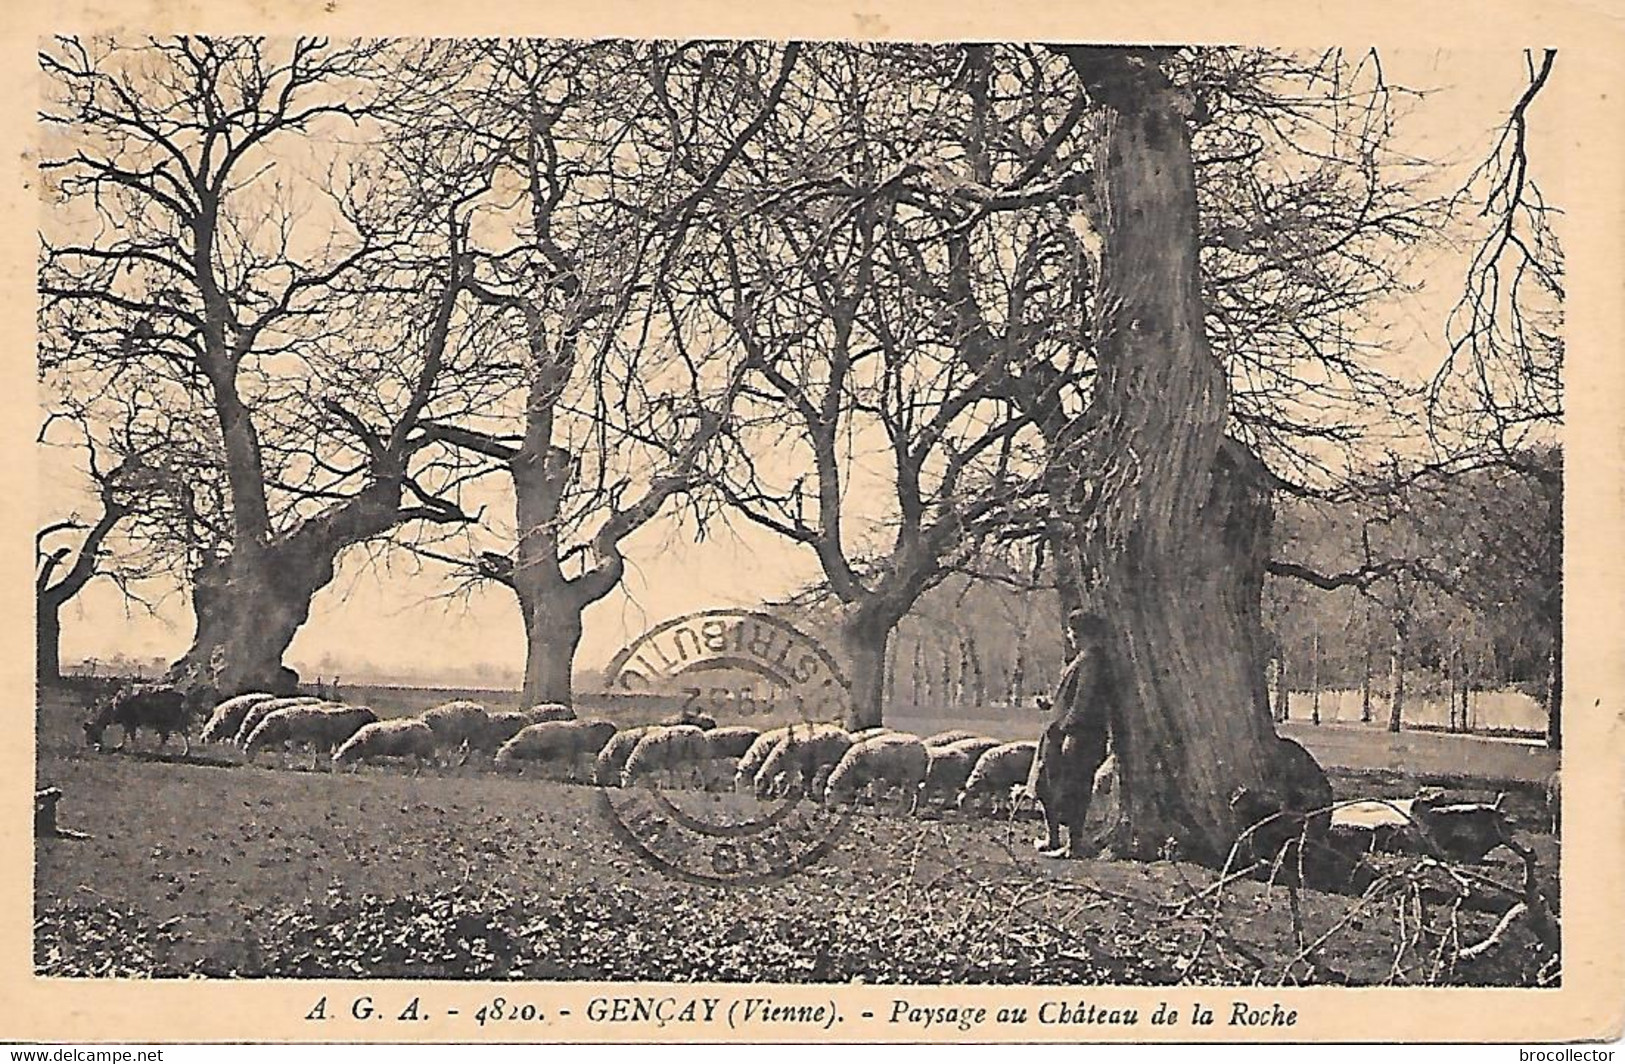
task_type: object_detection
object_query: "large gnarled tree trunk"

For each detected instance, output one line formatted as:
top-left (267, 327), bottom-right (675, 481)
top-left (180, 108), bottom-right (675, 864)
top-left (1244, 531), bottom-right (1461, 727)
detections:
top-left (505, 436), bottom-right (602, 708)
top-left (429, 432), bottom-right (609, 709)
top-left (1048, 48), bottom-right (1330, 866)
top-left (175, 479), bottom-right (428, 695)
top-left (171, 250), bottom-right (471, 695)
top-left (838, 598), bottom-right (914, 730)
top-left (428, 357), bottom-right (726, 707)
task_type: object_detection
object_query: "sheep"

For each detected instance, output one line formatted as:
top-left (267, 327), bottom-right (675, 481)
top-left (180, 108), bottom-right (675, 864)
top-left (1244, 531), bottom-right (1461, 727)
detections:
top-left (571, 720), bottom-right (620, 770)
top-left (418, 701), bottom-right (490, 762)
top-left (495, 719), bottom-right (618, 778)
top-left (922, 729), bottom-right (981, 748)
top-left (825, 735), bottom-right (931, 811)
top-left (244, 704), bottom-right (380, 766)
top-left (593, 725), bottom-right (658, 787)
top-left (754, 723), bottom-right (852, 799)
top-left (849, 727), bottom-right (898, 743)
top-left (233, 696), bottom-right (324, 746)
top-left (84, 683), bottom-right (196, 754)
top-left (1328, 790), bottom-right (1514, 864)
top-left (693, 725), bottom-right (760, 789)
top-left (472, 710), bottom-right (541, 756)
top-left (199, 693), bottom-right (276, 744)
top-left (918, 743), bottom-right (978, 808)
top-left (523, 703), bottom-right (576, 723)
top-left (622, 725), bottom-right (710, 788)
top-left (939, 735), bottom-right (1001, 764)
top-left (734, 726), bottom-right (794, 790)
top-left (915, 736), bottom-right (1002, 809)
top-left (661, 707), bottom-right (719, 731)
top-left (957, 741), bottom-right (1039, 815)
top-left (333, 718), bottom-right (437, 769)
top-left (702, 725), bottom-right (761, 761)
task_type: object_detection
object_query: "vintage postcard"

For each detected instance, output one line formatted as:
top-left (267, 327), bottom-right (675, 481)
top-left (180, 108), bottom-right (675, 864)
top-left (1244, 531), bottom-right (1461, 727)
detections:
top-left (2, 0), bottom-right (1622, 1046)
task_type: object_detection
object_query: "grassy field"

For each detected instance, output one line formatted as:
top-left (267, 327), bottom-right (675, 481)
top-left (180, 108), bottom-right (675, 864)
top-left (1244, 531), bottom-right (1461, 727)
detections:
top-left (34, 684), bottom-right (1560, 984)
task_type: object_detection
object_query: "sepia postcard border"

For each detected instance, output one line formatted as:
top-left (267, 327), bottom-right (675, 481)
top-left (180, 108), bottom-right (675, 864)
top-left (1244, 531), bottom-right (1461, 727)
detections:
top-left (2, 0), bottom-right (1621, 1044)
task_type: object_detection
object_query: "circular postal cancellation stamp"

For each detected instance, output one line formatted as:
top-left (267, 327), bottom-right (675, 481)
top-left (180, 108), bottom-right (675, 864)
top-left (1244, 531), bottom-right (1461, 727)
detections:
top-left (596, 608), bottom-right (854, 886)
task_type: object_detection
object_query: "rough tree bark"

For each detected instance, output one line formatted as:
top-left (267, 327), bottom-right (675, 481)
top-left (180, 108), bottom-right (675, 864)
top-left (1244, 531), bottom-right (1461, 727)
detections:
top-left (1459, 667), bottom-right (1472, 733)
top-left (425, 434), bottom-right (648, 708)
top-left (37, 609), bottom-right (62, 687)
top-left (839, 602), bottom-right (903, 730)
top-left (1545, 638), bottom-right (1561, 748)
top-left (961, 629), bottom-right (986, 707)
top-left (1544, 477), bottom-right (1563, 749)
top-left (910, 636), bottom-right (926, 711)
top-left (1456, 640), bottom-right (1469, 734)
top-left (507, 430), bottom-right (595, 707)
top-left (883, 630), bottom-right (899, 709)
top-left (1009, 592), bottom-right (1032, 707)
top-left (1043, 47), bottom-right (1332, 866)
top-left (177, 477), bottom-right (447, 695)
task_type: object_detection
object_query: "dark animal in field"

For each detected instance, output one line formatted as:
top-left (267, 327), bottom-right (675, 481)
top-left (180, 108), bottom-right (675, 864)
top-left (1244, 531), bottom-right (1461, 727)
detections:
top-left (1325, 790), bottom-right (1515, 866)
top-left (1412, 793), bottom-right (1516, 863)
top-left (83, 683), bottom-right (198, 754)
top-left (1228, 736), bottom-right (1336, 883)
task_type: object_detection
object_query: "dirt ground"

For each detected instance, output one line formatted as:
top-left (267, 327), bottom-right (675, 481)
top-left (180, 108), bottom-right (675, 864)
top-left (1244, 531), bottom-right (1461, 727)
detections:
top-left (34, 686), bottom-right (1559, 985)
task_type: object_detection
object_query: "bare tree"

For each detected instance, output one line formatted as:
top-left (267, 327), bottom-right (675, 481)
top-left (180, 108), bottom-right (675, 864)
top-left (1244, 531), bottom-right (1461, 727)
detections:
top-left (384, 40), bottom-right (799, 706)
top-left (39, 37), bottom-right (500, 694)
top-left (668, 47), bottom-right (1057, 727)
top-left (36, 432), bottom-right (134, 685)
top-left (1431, 49), bottom-right (1563, 746)
top-left (1001, 47), bottom-right (1315, 863)
top-left (896, 45), bottom-right (1432, 862)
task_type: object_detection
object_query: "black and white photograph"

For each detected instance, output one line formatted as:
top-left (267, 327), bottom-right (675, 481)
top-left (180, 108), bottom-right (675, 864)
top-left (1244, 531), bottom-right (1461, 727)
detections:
top-left (16, 11), bottom-right (1619, 1041)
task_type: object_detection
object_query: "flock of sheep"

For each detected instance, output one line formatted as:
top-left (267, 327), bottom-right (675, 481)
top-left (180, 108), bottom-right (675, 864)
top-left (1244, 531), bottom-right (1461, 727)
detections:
top-left (103, 686), bottom-right (1044, 815)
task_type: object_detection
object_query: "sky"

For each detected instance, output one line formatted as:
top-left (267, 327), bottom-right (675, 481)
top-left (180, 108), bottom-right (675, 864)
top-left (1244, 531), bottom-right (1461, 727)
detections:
top-left (38, 46), bottom-right (1565, 687)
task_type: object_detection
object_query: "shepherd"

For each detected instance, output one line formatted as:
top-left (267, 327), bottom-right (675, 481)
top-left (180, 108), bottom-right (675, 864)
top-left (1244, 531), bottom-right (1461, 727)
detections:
top-left (1030, 610), bottom-right (1117, 859)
